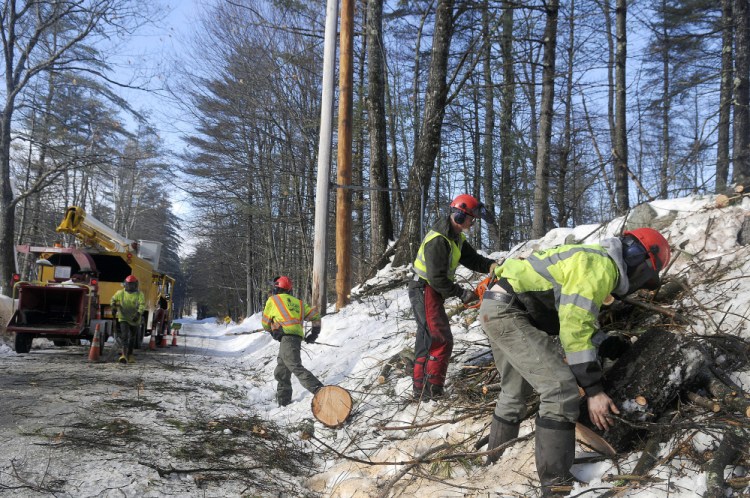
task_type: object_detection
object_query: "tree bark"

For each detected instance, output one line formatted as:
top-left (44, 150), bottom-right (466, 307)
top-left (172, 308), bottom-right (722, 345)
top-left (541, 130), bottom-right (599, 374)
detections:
top-left (613, 0), bottom-right (630, 213)
top-left (336, 0), bottom-right (354, 310)
top-left (556, 0), bottom-right (575, 227)
top-left (587, 328), bottom-right (710, 451)
top-left (499, 1), bottom-right (516, 250)
top-left (367, 0), bottom-right (394, 259)
top-left (393, 0), bottom-right (456, 267)
top-left (659, 0), bottom-right (671, 200)
top-left (531, 0), bottom-right (558, 239)
top-left (733, 0), bottom-right (750, 190)
top-left (481, 0), bottom-right (499, 248)
top-left (716, 0), bottom-right (733, 193)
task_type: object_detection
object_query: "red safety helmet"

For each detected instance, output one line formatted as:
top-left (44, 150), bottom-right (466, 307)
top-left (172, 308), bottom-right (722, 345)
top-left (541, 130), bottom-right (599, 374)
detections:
top-left (450, 194), bottom-right (496, 224)
top-left (125, 275), bottom-right (138, 283)
top-left (274, 275), bottom-right (293, 292)
top-left (623, 228), bottom-right (671, 271)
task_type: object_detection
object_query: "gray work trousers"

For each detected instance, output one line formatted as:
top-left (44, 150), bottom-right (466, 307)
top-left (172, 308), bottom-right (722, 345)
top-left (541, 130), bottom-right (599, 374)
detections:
top-left (115, 321), bottom-right (139, 355)
top-left (479, 298), bottom-right (580, 425)
top-left (274, 335), bottom-right (323, 404)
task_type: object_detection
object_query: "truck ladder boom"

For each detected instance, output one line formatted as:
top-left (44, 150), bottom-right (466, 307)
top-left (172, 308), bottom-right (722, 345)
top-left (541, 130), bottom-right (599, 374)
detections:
top-left (56, 206), bottom-right (136, 253)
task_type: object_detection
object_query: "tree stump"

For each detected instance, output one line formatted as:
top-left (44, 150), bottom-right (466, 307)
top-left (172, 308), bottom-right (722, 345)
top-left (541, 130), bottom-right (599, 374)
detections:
top-left (583, 328), bottom-right (709, 451)
top-left (311, 385), bottom-right (353, 428)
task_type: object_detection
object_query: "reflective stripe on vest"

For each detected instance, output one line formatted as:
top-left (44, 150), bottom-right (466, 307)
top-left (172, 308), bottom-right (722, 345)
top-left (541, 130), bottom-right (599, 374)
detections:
top-left (412, 230), bottom-right (466, 283)
top-left (526, 246), bottom-right (606, 307)
top-left (270, 295), bottom-right (303, 329)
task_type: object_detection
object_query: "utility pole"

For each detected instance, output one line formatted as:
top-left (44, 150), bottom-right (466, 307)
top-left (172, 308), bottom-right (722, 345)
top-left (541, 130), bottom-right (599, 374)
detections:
top-left (336, 0), bottom-right (354, 311)
top-left (312, 0), bottom-right (339, 315)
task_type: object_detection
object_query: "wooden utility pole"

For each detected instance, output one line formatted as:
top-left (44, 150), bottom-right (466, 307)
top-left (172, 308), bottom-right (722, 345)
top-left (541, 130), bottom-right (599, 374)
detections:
top-left (336, 0), bottom-right (354, 310)
top-left (312, 0), bottom-right (339, 315)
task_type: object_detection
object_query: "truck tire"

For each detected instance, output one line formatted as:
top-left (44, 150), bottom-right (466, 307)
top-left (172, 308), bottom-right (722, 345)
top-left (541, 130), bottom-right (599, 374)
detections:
top-left (14, 334), bottom-right (33, 354)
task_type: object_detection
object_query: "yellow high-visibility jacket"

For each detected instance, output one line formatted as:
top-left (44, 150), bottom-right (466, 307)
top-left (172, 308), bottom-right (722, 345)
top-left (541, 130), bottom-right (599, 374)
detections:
top-left (412, 216), bottom-right (493, 299)
top-left (494, 240), bottom-right (628, 394)
top-left (111, 289), bottom-right (146, 325)
top-left (261, 293), bottom-right (319, 338)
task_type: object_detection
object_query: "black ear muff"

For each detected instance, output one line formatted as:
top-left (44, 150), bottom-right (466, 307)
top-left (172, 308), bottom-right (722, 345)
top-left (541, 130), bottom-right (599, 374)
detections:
top-left (452, 209), bottom-right (466, 224)
top-left (622, 236), bottom-right (648, 268)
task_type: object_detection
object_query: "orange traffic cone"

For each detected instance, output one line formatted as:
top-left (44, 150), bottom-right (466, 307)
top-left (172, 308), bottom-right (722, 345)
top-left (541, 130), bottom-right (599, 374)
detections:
top-left (149, 333), bottom-right (156, 350)
top-left (88, 324), bottom-right (101, 362)
top-left (160, 334), bottom-right (168, 347)
top-left (171, 330), bottom-right (178, 346)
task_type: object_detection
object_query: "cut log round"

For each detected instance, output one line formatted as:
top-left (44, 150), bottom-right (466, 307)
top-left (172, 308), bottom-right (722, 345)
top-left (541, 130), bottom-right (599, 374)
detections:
top-left (311, 385), bottom-right (353, 428)
top-left (575, 422), bottom-right (616, 456)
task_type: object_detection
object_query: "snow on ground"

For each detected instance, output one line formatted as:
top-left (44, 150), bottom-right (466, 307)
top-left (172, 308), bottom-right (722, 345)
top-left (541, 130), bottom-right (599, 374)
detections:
top-left (0, 194), bottom-right (749, 497)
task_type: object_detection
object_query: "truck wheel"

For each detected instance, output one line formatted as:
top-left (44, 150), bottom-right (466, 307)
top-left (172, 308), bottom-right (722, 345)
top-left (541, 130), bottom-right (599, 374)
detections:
top-left (14, 334), bottom-right (33, 354)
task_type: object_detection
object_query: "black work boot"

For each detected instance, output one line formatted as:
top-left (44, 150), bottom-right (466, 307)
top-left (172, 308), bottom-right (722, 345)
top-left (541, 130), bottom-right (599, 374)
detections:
top-left (485, 415), bottom-right (520, 465)
top-left (427, 383), bottom-right (444, 400)
top-left (535, 417), bottom-right (576, 496)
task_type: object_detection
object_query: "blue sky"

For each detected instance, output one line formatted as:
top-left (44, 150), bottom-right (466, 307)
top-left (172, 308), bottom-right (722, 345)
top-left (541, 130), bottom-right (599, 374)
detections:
top-left (112, 1), bottom-right (201, 151)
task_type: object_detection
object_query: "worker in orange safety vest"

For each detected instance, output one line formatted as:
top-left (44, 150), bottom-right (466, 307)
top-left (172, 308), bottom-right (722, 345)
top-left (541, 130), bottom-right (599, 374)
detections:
top-left (261, 275), bottom-right (324, 406)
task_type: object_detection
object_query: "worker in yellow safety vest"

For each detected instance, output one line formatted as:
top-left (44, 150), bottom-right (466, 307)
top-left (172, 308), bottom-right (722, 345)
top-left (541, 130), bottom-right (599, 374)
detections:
top-left (409, 194), bottom-right (500, 401)
top-left (479, 228), bottom-right (671, 495)
top-left (261, 275), bottom-right (324, 407)
top-left (110, 275), bottom-right (146, 364)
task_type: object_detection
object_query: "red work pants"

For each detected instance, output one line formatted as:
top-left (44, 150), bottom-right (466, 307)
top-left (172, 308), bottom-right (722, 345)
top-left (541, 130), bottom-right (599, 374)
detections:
top-left (409, 281), bottom-right (453, 391)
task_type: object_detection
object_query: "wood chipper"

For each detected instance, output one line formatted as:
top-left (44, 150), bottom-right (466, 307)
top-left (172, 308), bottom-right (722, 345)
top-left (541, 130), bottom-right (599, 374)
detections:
top-left (7, 206), bottom-right (175, 354)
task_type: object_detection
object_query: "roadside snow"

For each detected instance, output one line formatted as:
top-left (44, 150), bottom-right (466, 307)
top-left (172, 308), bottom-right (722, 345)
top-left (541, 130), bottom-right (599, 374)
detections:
top-left (1, 194), bottom-right (749, 497)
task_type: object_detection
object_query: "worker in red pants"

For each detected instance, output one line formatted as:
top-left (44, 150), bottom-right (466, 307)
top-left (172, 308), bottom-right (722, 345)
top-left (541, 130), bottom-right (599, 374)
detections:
top-left (409, 194), bottom-right (498, 401)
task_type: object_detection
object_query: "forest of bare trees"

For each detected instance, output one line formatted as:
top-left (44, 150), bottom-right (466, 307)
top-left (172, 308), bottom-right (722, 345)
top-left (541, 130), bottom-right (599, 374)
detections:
top-left (2, 0), bottom-right (750, 318)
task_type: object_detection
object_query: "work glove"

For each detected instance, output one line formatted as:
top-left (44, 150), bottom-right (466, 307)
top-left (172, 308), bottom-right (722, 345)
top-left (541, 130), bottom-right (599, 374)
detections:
top-left (599, 334), bottom-right (631, 360)
top-left (489, 258), bottom-right (504, 275)
top-left (271, 329), bottom-right (283, 342)
top-left (305, 325), bottom-right (321, 344)
top-left (460, 288), bottom-right (479, 305)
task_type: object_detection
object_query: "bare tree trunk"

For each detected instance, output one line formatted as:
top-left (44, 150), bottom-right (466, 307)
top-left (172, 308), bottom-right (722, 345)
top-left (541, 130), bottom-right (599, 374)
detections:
top-left (481, 0), bottom-right (499, 247)
top-left (556, 0), bottom-right (575, 228)
top-left (717, 0), bottom-right (733, 193)
top-left (367, 0), bottom-right (394, 258)
top-left (659, 0), bottom-right (671, 199)
top-left (336, 0), bottom-right (354, 309)
top-left (499, 1), bottom-right (516, 250)
top-left (393, 0), bottom-right (456, 267)
top-left (355, 1), bottom-right (366, 281)
top-left (531, 0), bottom-right (558, 239)
top-left (733, 0), bottom-right (750, 190)
top-left (613, 0), bottom-right (630, 213)
top-left (411, 3), bottom-right (432, 147)
top-left (601, 0), bottom-right (616, 151)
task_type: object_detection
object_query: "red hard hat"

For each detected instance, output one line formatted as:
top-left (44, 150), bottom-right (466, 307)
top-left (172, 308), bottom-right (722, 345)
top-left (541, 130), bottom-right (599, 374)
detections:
top-left (274, 275), bottom-right (293, 291)
top-left (623, 228), bottom-right (671, 271)
top-left (125, 275), bottom-right (138, 283)
top-left (450, 194), bottom-right (496, 224)
top-left (450, 194), bottom-right (481, 216)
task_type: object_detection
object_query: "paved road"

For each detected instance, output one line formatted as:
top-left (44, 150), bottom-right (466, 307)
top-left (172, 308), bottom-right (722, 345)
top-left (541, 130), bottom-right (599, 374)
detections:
top-left (0, 321), bottom-right (314, 497)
